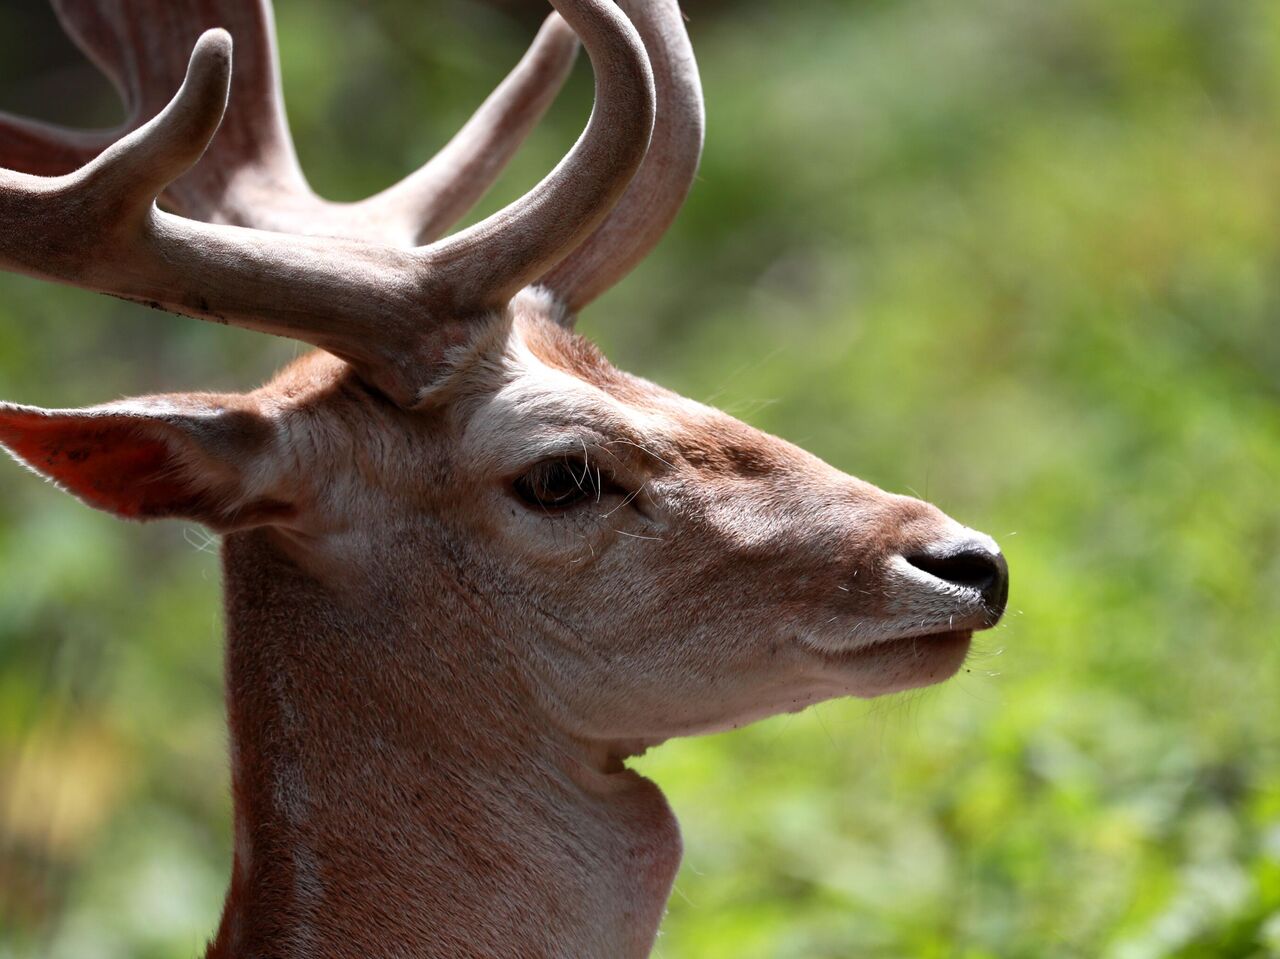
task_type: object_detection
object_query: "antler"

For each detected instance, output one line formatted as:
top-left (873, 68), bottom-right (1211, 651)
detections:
top-left (0, 0), bottom-right (579, 245)
top-left (0, 0), bottom-right (704, 401)
top-left (542, 0), bottom-right (704, 313)
top-left (0, 0), bottom-right (654, 407)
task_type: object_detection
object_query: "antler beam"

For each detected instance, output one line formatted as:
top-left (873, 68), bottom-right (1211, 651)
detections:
top-left (542, 0), bottom-right (704, 313)
top-left (0, 0), bottom-right (655, 407)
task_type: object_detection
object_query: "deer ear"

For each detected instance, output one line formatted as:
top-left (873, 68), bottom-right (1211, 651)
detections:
top-left (0, 396), bottom-right (295, 531)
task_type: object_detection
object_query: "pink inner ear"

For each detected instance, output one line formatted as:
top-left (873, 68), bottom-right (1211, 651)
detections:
top-left (0, 414), bottom-right (210, 519)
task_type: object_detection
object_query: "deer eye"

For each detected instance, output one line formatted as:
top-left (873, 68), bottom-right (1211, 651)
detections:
top-left (513, 457), bottom-right (609, 511)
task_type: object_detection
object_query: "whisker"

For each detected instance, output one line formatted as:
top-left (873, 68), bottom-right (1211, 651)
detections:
top-left (606, 437), bottom-right (676, 470)
top-left (615, 529), bottom-right (663, 542)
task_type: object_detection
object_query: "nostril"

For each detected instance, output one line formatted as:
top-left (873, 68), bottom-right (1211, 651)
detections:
top-left (906, 549), bottom-right (998, 591)
top-left (905, 543), bottom-right (1009, 619)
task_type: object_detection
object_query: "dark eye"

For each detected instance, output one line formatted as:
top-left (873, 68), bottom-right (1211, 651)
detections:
top-left (513, 457), bottom-right (609, 511)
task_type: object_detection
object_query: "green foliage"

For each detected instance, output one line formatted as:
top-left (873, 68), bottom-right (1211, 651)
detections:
top-left (1, 0), bottom-right (1278, 956)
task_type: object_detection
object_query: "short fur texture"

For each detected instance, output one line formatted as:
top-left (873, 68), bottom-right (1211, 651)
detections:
top-left (2, 293), bottom-right (1006, 957)
top-left (0, 0), bottom-right (1007, 952)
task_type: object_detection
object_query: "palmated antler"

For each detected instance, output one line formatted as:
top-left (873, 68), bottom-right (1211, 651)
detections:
top-left (1, 0), bottom-right (579, 245)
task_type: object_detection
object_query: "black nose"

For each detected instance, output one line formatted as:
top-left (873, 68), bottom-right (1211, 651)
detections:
top-left (906, 541), bottom-right (1009, 622)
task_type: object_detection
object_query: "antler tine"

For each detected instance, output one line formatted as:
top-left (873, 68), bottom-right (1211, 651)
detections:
top-left (540, 0), bottom-right (704, 313)
top-left (0, 0), bottom-right (311, 192)
top-left (356, 14), bottom-right (580, 246)
top-left (1, 1), bottom-right (653, 407)
top-left (0, 32), bottom-right (435, 401)
top-left (426, 0), bottom-right (655, 307)
top-left (0, 1), bottom-right (578, 245)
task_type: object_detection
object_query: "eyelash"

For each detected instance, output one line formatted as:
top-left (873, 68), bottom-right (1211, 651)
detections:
top-left (511, 455), bottom-right (624, 512)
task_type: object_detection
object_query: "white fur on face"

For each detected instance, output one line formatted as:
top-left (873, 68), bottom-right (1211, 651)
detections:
top-left (463, 329), bottom-right (669, 479)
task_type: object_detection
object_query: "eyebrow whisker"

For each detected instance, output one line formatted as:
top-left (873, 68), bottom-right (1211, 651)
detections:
top-left (615, 529), bottom-right (663, 542)
top-left (606, 437), bottom-right (676, 470)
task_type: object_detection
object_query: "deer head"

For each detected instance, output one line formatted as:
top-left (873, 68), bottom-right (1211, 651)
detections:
top-left (0, 0), bottom-right (1008, 954)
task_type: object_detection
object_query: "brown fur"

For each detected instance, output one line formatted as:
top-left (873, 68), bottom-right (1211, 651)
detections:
top-left (0, 0), bottom-right (1005, 950)
top-left (2, 299), bottom-right (1005, 957)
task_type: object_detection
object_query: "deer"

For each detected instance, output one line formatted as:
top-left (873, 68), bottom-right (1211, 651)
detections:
top-left (0, 0), bottom-right (1009, 955)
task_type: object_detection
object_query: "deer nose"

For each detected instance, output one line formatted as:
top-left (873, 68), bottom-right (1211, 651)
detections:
top-left (904, 537), bottom-right (1009, 623)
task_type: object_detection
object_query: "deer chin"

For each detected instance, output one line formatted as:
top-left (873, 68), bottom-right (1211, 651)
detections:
top-left (806, 628), bottom-right (974, 696)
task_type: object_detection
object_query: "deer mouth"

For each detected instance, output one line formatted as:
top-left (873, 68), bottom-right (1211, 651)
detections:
top-left (830, 628), bottom-right (973, 659)
top-left (806, 628), bottom-right (975, 694)
top-left (883, 628), bottom-right (975, 656)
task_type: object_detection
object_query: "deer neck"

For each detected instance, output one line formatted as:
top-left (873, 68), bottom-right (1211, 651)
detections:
top-left (206, 529), bottom-right (681, 959)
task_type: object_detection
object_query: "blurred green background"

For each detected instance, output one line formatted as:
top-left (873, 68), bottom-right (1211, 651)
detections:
top-left (2, 0), bottom-right (1279, 956)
